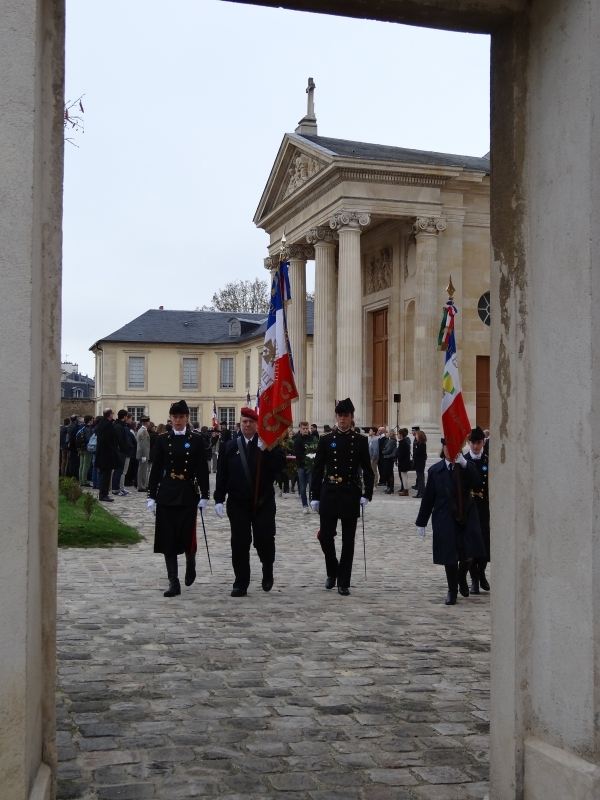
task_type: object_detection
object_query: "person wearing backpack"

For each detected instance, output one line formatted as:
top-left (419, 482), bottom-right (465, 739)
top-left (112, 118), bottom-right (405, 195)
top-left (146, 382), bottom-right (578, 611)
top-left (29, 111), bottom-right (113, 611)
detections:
top-left (76, 415), bottom-right (94, 487)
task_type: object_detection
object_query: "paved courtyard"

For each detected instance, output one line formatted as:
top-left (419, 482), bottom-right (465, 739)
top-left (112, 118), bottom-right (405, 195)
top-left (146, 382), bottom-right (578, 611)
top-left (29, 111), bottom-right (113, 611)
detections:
top-left (56, 477), bottom-right (490, 800)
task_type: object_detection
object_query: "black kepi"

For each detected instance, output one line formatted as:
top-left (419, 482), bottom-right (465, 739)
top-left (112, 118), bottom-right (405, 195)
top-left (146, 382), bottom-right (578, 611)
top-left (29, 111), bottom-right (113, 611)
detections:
top-left (469, 426), bottom-right (485, 442)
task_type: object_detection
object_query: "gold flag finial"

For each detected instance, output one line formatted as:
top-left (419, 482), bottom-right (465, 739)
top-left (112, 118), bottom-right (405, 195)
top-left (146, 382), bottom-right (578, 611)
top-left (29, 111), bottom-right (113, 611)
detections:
top-left (446, 275), bottom-right (455, 301)
top-left (280, 230), bottom-right (287, 260)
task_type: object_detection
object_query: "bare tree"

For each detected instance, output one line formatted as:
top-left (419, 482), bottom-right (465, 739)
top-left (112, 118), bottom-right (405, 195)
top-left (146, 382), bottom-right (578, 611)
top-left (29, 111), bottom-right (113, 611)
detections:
top-left (64, 95), bottom-right (85, 147)
top-left (200, 278), bottom-right (270, 314)
top-left (306, 290), bottom-right (315, 303)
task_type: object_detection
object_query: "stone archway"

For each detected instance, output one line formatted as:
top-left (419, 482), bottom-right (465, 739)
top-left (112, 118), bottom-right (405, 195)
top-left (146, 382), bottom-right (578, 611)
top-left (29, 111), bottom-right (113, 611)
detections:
top-left (3, 1), bottom-right (600, 798)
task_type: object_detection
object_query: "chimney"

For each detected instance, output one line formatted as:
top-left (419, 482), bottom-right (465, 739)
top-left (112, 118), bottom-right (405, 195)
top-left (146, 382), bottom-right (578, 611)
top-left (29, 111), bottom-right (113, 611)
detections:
top-left (159, 305), bottom-right (164, 310)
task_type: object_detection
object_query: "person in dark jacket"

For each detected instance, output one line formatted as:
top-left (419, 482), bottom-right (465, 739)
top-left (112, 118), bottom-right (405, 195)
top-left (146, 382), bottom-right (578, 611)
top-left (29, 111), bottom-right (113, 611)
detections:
top-left (413, 430), bottom-right (428, 497)
top-left (377, 427), bottom-right (389, 486)
top-left (95, 409), bottom-right (122, 502)
top-left (147, 400), bottom-right (210, 597)
top-left (219, 421), bottom-right (232, 445)
top-left (465, 427), bottom-right (490, 593)
top-left (60, 417), bottom-right (70, 476)
top-left (381, 430), bottom-right (398, 494)
top-left (111, 410), bottom-right (131, 496)
top-left (396, 428), bottom-right (411, 496)
top-left (66, 414), bottom-right (81, 478)
top-left (214, 407), bottom-right (286, 597)
top-left (293, 421), bottom-right (314, 512)
top-left (310, 398), bottom-right (374, 596)
top-left (415, 438), bottom-right (486, 605)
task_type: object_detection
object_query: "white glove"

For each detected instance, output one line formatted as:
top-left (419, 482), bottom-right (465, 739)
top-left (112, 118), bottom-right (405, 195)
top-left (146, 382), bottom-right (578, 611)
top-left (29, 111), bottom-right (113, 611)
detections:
top-left (198, 498), bottom-right (208, 511)
top-left (141, 457), bottom-right (147, 463)
top-left (455, 453), bottom-right (467, 468)
top-left (310, 500), bottom-right (320, 513)
top-left (257, 438), bottom-right (266, 451)
top-left (215, 503), bottom-right (224, 519)
top-left (147, 499), bottom-right (156, 515)
top-left (359, 497), bottom-right (369, 508)
top-left (417, 526), bottom-right (426, 538)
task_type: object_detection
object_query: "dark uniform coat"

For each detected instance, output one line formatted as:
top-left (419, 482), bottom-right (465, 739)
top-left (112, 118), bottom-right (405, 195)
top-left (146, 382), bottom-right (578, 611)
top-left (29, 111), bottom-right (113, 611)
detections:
top-left (213, 436), bottom-right (286, 506)
top-left (95, 417), bottom-right (121, 471)
top-left (311, 428), bottom-right (374, 518)
top-left (148, 431), bottom-right (210, 556)
top-left (465, 444), bottom-right (490, 561)
top-left (415, 458), bottom-right (486, 565)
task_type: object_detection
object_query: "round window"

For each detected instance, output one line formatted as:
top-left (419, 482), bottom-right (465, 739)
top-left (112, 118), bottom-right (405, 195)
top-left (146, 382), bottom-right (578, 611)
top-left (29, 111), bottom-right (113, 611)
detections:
top-left (478, 292), bottom-right (490, 326)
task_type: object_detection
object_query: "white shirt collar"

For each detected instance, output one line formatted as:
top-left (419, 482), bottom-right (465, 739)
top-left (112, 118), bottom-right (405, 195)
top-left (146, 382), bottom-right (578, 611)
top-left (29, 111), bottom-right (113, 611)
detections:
top-left (469, 449), bottom-right (482, 460)
top-left (445, 459), bottom-right (454, 469)
top-left (173, 429), bottom-right (186, 436)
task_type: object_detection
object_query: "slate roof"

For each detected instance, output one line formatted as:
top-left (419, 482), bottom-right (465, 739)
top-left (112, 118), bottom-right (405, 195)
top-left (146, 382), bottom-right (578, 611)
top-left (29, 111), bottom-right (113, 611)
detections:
top-left (92, 303), bottom-right (315, 348)
top-left (298, 135), bottom-right (490, 174)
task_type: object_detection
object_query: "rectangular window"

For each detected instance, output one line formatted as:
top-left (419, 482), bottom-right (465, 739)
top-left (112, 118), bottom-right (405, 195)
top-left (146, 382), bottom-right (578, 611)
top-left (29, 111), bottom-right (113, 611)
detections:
top-left (218, 406), bottom-right (236, 428)
top-left (127, 406), bottom-right (146, 422)
top-left (182, 357), bottom-right (198, 390)
top-left (220, 357), bottom-right (234, 389)
top-left (128, 356), bottom-right (145, 389)
top-left (188, 406), bottom-right (199, 425)
top-left (245, 354), bottom-right (251, 388)
top-left (257, 350), bottom-right (263, 385)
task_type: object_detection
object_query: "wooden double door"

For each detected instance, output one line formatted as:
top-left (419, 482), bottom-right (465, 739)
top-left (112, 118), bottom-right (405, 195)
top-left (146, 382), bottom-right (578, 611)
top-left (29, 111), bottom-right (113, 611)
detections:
top-left (372, 309), bottom-right (388, 426)
top-left (476, 355), bottom-right (490, 430)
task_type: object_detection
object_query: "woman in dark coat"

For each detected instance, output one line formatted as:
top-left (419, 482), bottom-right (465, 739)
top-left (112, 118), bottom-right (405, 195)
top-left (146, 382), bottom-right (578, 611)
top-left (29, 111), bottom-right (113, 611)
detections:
top-left (412, 430), bottom-right (428, 497)
top-left (381, 431), bottom-right (398, 494)
top-left (415, 439), bottom-right (486, 604)
top-left (396, 428), bottom-right (411, 495)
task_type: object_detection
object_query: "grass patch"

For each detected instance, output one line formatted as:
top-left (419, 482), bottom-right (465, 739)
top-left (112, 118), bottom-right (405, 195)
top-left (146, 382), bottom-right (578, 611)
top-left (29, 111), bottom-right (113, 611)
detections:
top-left (58, 494), bottom-right (144, 548)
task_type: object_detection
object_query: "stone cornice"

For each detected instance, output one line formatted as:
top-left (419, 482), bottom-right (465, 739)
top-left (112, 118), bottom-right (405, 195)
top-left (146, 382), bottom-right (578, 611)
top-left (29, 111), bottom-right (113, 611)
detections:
top-left (329, 211), bottom-right (371, 231)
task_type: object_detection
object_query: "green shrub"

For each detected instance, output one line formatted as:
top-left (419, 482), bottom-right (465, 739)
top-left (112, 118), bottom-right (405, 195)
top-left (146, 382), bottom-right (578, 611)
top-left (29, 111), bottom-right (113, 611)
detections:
top-left (82, 492), bottom-right (97, 521)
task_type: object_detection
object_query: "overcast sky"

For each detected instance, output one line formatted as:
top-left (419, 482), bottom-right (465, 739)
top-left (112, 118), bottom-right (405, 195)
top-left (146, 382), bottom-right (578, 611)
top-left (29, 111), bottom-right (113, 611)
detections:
top-left (63, 0), bottom-right (490, 375)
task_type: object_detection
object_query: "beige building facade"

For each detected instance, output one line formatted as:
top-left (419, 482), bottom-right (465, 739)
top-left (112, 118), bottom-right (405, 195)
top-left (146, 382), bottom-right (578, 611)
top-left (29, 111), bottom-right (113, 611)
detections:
top-left (256, 102), bottom-right (491, 435)
top-left (90, 307), bottom-right (314, 426)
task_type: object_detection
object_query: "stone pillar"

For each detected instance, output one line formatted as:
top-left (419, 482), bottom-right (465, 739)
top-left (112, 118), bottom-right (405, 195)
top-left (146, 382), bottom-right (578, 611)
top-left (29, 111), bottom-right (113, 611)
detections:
top-left (412, 217), bottom-right (446, 433)
top-left (307, 228), bottom-right (337, 427)
top-left (0, 0), bottom-right (65, 798)
top-left (285, 245), bottom-right (313, 425)
top-left (329, 212), bottom-right (371, 424)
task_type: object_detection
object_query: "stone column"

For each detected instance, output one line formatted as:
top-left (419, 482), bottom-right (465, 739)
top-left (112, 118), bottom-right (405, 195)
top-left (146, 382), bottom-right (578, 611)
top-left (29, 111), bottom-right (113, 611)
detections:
top-left (329, 212), bottom-right (371, 424)
top-left (307, 228), bottom-right (338, 427)
top-left (412, 217), bottom-right (446, 433)
top-left (285, 245), bottom-right (313, 425)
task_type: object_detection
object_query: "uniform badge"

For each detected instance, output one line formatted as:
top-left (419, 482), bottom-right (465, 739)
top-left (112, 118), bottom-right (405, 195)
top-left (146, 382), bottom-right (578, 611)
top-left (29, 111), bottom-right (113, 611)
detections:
top-left (482, 466), bottom-right (487, 471)
top-left (331, 442), bottom-right (336, 448)
top-left (185, 443), bottom-right (191, 449)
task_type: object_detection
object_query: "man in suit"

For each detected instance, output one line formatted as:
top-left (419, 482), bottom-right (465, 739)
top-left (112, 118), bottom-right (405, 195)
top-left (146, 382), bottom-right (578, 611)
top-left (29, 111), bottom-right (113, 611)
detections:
top-left (465, 426), bottom-right (490, 593)
top-left (310, 398), bottom-right (374, 596)
top-left (147, 400), bottom-right (210, 597)
top-left (376, 426), bottom-right (388, 486)
top-left (136, 415), bottom-right (151, 492)
top-left (214, 407), bottom-right (286, 597)
top-left (415, 438), bottom-right (485, 605)
top-left (95, 408), bottom-right (121, 502)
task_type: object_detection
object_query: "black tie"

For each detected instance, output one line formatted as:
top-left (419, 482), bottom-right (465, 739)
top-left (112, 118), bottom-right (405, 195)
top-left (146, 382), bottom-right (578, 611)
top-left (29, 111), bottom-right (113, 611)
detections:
top-left (448, 463), bottom-right (454, 474)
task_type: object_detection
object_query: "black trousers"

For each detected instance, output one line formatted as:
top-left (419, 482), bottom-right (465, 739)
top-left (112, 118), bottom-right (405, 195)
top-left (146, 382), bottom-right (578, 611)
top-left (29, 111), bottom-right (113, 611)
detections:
top-left (227, 499), bottom-right (276, 590)
top-left (98, 469), bottom-right (112, 498)
top-left (319, 515), bottom-right (357, 589)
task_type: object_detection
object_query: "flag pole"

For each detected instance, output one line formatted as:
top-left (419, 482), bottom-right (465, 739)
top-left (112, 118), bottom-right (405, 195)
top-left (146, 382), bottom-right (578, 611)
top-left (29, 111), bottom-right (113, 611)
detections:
top-left (445, 276), bottom-right (464, 523)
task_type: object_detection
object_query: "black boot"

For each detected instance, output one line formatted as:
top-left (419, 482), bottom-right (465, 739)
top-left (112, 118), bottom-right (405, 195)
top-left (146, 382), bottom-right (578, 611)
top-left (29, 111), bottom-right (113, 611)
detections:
top-left (458, 561), bottom-right (471, 597)
top-left (478, 560), bottom-right (490, 591)
top-left (325, 575), bottom-right (336, 590)
top-left (469, 562), bottom-right (480, 594)
top-left (444, 564), bottom-right (458, 605)
top-left (164, 555), bottom-right (181, 597)
top-left (262, 563), bottom-right (274, 592)
top-left (184, 553), bottom-right (196, 587)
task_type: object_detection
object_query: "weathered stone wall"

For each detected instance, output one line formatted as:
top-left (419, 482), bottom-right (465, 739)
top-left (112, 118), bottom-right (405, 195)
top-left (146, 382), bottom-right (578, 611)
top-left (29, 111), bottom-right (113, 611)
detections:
top-left (60, 398), bottom-right (94, 419)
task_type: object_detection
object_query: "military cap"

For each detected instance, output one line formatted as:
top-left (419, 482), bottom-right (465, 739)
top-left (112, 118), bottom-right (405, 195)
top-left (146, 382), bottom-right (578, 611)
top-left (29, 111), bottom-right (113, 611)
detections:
top-left (469, 426), bottom-right (486, 442)
top-left (335, 398), bottom-right (355, 414)
top-left (240, 407), bottom-right (258, 422)
top-left (169, 400), bottom-right (190, 416)
top-left (412, 425), bottom-right (420, 432)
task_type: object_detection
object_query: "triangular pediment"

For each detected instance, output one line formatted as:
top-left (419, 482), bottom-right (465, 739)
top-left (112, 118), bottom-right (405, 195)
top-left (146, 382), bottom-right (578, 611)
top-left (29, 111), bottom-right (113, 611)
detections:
top-left (254, 134), bottom-right (332, 225)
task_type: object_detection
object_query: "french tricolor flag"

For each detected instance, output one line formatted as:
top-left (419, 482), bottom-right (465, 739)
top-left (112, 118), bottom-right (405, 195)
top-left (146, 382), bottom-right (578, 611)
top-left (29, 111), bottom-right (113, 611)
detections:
top-left (257, 261), bottom-right (298, 449)
top-left (439, 300), bottom-right (470, 460)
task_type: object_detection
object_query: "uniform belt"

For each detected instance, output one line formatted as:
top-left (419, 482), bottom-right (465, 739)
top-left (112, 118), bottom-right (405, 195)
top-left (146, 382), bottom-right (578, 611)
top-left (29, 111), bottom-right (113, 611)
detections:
top-left (328, 476), bottom-right (352, 484)
top-left (170, 472), bottom-right (188, 481)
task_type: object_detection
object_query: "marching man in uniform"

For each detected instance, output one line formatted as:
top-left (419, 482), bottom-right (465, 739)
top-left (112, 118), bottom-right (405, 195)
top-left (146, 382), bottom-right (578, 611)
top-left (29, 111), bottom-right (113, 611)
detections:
top-left (214, 407), bottom-right (286, 597)
top-left (465, 426), bottom-right (490, 593)
top-left (147, 400), bottom-right (210, 597)
top-left (310, 398), bottom-right (374, 596)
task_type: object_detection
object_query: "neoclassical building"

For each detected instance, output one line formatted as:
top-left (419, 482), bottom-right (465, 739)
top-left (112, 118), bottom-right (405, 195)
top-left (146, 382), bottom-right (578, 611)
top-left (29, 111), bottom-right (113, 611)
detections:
top-left (256, 85), bottom-right (491, 434)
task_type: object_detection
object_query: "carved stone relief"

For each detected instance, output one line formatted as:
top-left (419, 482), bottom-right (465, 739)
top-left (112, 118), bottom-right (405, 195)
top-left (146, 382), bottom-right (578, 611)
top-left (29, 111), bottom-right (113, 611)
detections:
top-left (284, 150), bottom-right (322, 197)
top-left (364, 247), bottom-right (393, 295)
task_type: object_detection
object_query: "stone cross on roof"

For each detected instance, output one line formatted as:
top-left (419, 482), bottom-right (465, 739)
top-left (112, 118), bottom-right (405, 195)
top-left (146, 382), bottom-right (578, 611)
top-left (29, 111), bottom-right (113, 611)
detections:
top-left (295, 77), bottom-right (318, 136)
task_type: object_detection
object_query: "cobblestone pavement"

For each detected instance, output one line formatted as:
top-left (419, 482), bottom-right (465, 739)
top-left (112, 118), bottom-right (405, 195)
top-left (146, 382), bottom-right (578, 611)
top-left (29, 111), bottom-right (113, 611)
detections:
top-left (57, 475), bottom-right (490, 800)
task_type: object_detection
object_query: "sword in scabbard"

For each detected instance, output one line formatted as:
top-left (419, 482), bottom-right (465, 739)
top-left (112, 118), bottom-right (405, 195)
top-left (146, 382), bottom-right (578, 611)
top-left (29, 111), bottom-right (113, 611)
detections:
top-left (199, 508), bottom-right (212, 574)
top-left (361, 505), bottom-right (367, 580)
